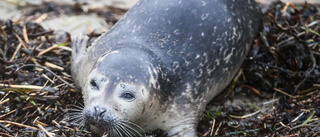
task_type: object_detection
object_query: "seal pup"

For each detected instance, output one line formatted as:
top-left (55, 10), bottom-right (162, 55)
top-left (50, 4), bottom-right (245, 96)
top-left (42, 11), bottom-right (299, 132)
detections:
top-left (71, 0), bottom-right (261, 136)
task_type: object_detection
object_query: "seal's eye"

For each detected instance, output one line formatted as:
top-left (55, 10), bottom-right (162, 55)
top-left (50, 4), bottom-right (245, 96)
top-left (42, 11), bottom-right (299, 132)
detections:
top-left (121, 92), bottom-right (135, 101)
top-left (90, 79), bottom-right (99, 90)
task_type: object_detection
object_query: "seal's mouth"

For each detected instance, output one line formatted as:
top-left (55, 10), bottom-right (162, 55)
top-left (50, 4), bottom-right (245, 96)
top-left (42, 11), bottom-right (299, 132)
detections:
top-left (84, 106), bottom-right (117, 127)
top-left (84, 106), bottom-right (145, 137)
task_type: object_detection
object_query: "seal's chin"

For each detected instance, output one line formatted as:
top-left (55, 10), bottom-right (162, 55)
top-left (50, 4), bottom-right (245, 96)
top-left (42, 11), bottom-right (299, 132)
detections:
top-left (87, 120), bottom-right (146, 137)
top-left (84, 106), bottom-right (145, 137)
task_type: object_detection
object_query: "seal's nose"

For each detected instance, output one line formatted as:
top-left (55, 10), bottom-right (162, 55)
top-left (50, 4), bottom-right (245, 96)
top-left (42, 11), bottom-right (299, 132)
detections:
top-left (84, 106), bottom-right (119, 129)
top-left (84, 106), bottom-right (107, 125)
top-left (94, 106), bottom-right (107, 116)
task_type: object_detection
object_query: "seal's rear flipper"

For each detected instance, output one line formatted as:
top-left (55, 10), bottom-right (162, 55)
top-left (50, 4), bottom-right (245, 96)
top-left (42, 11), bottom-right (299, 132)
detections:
top-left (71, 34), bottom-right (89, 66)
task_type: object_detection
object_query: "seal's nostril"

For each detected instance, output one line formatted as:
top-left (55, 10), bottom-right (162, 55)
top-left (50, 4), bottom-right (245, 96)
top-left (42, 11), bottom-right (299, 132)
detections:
top-left (100, 110), bottom-right (106, 116)
top-left (93, 106), bottom-right (107, 117)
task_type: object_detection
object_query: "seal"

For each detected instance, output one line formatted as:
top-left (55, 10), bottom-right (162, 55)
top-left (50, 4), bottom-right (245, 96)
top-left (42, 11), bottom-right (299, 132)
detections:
top-left (71, 0), bottom-right (261, 136)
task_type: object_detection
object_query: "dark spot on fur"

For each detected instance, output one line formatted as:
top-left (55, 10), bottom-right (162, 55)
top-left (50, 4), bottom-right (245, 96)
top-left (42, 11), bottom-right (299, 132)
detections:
top-left (101, 78), bottom-right (107, 82)
top-left (141, 105), bottom-right (146, 114)
top-left (149, 102), bottom-right (153, 108)
top-left (120, 84), bottom-right (126, 88)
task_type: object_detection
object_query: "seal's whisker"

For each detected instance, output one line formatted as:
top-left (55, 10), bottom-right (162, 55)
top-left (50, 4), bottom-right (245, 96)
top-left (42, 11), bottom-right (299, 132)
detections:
top-left (108, 126), bottom-right (114, 137)
top-left (78, 103), bottom-right (85, 108)
top-left (77, 118), bottom-right (86, 130)
top-left (66, 112), bottom-right (83, 116)
top-left (121, 122), bottom-right (144, 137)
top-left (114, 126), bottom-right (123, 137)
top-left (106, 127), bottom-right (113, 137)
top-left (67, 116), bottom-right (83, 122)
top-left (67, 116), bottom-right (82, 123)
top-left (123, 124), bottom-right (143, 136)
top-left (65, 106), bottom-right (84, 111)
top-left (67, 111), bottom-right (83, 116)
top-left (117, 124), bottom-right (133, 137)
top-left (65, 110), bottom-right (83, 119)
top-left (119, 123), bottom-right (136, 137)
top-left (69, 117), bottom-right (82, 124)
top-left (66, 104), bottom-right (84, 110)
top-left (123, 121), bottom-right (145, 134)
top-left (66, 108), bottom-right (83, 113)
top-left (65, 108), bottom-right (85, 130)
top-left (110, 127), bottom-right (117, 137)
top-left (120, 123), bottom-right (140, 136)
top-left (118, 128), bottom-right (125, 137)
top-left (67, 114), bottom-right (84, 121)
top-left (121, 124), bottom-right (136, 137)
top-left (115, 125), bottom-right (125, 136)
top-left (122, 120), bottom-right (145, 132)
top-left (65, 103), bottom-right (85, 130)
top-left (104, 127), bottom-right (110, 137)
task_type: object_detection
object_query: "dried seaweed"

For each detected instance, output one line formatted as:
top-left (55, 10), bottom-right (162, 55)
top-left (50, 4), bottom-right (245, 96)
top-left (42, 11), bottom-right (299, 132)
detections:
top-left (0, 1), bottom-right (319, 137)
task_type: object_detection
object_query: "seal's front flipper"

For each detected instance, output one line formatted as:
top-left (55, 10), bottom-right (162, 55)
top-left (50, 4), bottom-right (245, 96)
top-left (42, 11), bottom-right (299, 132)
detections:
top-left (71, 34), bottom-right (89, 66)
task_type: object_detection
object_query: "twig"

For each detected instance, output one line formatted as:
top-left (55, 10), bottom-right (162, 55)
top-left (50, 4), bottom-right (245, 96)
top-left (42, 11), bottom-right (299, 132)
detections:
top-left (45, 62), bottom-right (64, 71)
top-left (0, 84), bottom-right (45, 90)
top-left (28, 30), bottom-right (54, 38)
top-left (0, 91), bottom-right (12, 103)
top-left (292, 112), bottom-right (304, 123)
top-left (52, 120), bottom-right (61, 127)
top-left (273, 88), bottom-right (298, 98)
top-left (38, 44), bottom-right (58, 56)
top-left (41, 74), bottom-right (55, 84)
top-left (277, 21), bottom-right (319, 46)
top-left (57, 45), bottom-right (72, 51)
top-left (281, 2), bottom-right (290, 13)
top-left (10, 43), bottom-right (22, 61)
top-left (214, 122), bottom-right (222, 136)
top-left (210, 119), bottom-right (215, 136)
top-left (23, 25), bottom-right (29, 43)
top-left (279, 122), bottom-right (291, 129)
top-left (0, 98), bottom-right (10, 105)
top-left (15, 64), bottom-right (75, 88)
top-left (288, 3), bottom-right (301, 13)
top-left (241, 85), bottom-right (262, 96)
top-left (313, 84), bottom-right (320, 87)
top-left (0, 132), bottom-right (14, 137)
top-left (37, 124), bottom-right (54, 137)
top-left (263, 98), bottom-right (279, 105)
top-left (0, 122), bottom-right (15, 136)
top-left (15, 34), bottom-right (29, 48)
top-left (0, 108), bottom-right (17, 119)
top-left (0, 120), bottom-right (37, 130)
top-left (35, 14), bottom-right (48, 24)
top-left (230, 110), bottom-right (260, 119)
top-left (34, 120), bottom-right (48, 127)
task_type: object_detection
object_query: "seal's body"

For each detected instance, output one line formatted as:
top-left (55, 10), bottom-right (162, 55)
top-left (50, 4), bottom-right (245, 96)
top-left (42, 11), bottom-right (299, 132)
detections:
top-left (71, 0), bottom-right (261, 136)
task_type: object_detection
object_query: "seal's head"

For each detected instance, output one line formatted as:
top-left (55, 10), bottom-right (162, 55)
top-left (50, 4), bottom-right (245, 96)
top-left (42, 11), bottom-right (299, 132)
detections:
top-left (82, 47), bottom-right (165, 136)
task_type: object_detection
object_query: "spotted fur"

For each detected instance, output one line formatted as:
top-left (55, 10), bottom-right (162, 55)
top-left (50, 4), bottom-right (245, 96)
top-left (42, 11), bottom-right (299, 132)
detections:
top-left (71, 0), bottom-right (261, 136)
